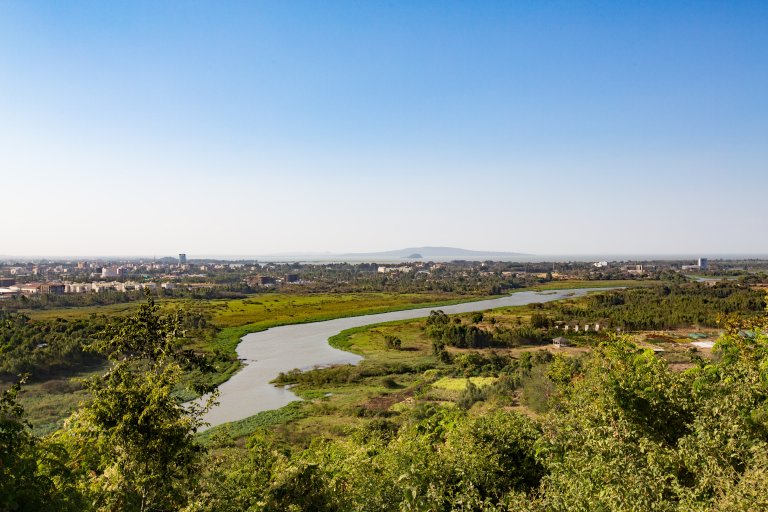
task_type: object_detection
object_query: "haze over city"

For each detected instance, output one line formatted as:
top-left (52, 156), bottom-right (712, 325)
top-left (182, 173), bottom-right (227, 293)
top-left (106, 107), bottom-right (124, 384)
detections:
top-left (2, 1), bottom-right (767, 256)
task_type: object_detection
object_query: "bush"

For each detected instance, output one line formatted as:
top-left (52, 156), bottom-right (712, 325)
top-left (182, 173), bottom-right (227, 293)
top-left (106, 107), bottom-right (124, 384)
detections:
top-left (383, 335), bottom-right (401, 350)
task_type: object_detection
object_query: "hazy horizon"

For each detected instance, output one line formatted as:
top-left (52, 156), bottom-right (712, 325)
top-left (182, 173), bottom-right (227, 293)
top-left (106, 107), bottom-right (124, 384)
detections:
top-left (2, 247), bottom-right (767, 264)
top-left (2, 1), bottom-right (766, 255)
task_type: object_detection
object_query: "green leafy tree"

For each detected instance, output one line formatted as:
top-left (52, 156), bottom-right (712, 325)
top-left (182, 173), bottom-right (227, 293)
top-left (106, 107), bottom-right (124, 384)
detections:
top-left (0, 376), bottom-right (81, 511)
top-left (56, 293), bottom-right (217, 511)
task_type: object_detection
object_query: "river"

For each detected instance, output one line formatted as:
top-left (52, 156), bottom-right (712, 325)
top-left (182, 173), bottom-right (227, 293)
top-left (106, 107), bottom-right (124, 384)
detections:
top-left (200, 288), bottom-right (609, 428)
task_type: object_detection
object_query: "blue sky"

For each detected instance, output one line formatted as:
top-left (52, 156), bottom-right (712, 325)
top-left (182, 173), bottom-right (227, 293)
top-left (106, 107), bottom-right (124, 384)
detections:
top-left (1, 1), bottom-right (767, 257)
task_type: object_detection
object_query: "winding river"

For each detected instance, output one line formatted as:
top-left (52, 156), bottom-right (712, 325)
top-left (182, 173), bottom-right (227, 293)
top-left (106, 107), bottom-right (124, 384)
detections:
top-left (201, 288), bottom-right (608, 428)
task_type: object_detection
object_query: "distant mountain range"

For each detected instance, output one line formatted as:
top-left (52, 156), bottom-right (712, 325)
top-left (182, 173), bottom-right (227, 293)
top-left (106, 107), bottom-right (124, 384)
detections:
top-left (337, 246), bottom-right (529, 261)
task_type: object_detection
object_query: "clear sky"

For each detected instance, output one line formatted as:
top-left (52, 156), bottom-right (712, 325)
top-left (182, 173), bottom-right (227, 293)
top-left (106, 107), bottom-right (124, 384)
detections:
top-left (1, 1), bottom-right (767, 257)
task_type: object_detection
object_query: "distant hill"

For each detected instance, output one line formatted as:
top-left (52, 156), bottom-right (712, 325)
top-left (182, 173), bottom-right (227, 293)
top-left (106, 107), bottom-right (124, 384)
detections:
top-left (338, 246), bottom-right (529, 261)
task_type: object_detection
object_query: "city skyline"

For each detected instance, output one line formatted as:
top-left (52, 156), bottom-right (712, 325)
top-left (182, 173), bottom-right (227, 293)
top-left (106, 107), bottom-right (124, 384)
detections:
top-left (1, 1), bottom-right (767, 256)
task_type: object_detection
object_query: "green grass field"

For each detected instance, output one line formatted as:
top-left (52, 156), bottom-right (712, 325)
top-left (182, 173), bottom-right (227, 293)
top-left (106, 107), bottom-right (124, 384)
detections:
top-left (24, 301), bottom-right (157, 321)
top-left (529, 279), bottom-right (659, 291)
top-left (24, 292), bottom-right (483, 327)
top-left (432, 376), bottom-right (498, 390)
top-left (18, 365), bottom-right (107, 436)
top-left (204, 292), bottom-right (495, 329)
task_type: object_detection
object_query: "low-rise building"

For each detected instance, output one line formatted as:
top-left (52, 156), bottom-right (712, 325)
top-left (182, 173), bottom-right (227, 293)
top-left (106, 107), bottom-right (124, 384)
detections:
top-left (248, 275), bottom-right (276, 286)
top-left (66, 283), bottom-right (92, 293)
top-left (0, 287), bottom-right (17, 297)
top-left (19, 283), bottom-right (42, 294)
top-left (40, 283), bottom-right (66, 295)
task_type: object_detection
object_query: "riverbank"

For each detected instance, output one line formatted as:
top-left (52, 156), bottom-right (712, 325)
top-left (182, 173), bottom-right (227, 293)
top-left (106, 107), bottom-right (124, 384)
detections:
top-left (199, 287), bottom-right (619, 432)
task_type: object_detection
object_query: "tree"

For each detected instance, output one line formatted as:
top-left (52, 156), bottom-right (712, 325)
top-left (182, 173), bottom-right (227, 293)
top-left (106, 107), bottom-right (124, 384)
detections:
top-left (383, 335), bottom-right (401, 350)
top-left (56, 292), bottom-right (217, 511)
top-left (0, 376), bottom-right (80, 511)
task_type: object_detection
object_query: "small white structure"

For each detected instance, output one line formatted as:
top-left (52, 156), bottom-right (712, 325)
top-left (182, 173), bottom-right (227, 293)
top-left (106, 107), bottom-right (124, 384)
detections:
top-left (584, 324), bottom-right (590, 332)
top-left (573, 325), bottom-right (579, 332)
top-left (594, 323), bottom-right (600, 332)
top-left (65, 283), bottom-right (92, 293)
top-left (552, 337), bottom-right (571, 348)
top-left (101, 267), bottom-right (119, 278)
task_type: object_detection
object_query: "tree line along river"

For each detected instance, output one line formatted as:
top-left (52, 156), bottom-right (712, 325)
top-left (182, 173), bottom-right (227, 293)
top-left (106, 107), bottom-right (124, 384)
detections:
top-left (201, 288), bottom-right (612, 428)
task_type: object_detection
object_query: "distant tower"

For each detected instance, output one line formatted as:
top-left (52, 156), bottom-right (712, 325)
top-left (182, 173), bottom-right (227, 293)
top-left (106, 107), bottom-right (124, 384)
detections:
top-left (698, 258), bottom-right (708, 270)
top-left (179, 253), bottom-right (187, 265)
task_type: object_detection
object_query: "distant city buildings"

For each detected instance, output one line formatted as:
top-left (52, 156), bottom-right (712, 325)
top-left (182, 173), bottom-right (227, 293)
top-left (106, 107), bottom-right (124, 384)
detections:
top-left (0, 257), bottom-right (247, 299)
top-left (621, 264), bottom-right (645, 275)
top-left (377, 265), bottom-right (414, 274)
top-left (179, 253), bottom-right (187, 265)
top-left (40, 283), bottom-right (66, 295)
top-left (245, 275), bottom-right (277, 286)
top-left (682, 258), bottom-right (709, 272)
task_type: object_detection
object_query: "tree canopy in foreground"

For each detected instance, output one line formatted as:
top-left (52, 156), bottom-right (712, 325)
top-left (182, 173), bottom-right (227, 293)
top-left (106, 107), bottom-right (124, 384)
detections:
top-left (3, 294), bottom-right (768, 511)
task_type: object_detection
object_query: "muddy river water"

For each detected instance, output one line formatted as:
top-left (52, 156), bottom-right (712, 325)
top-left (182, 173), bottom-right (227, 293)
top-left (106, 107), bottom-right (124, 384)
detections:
top-left (201, 288), bottom-right (610, 428)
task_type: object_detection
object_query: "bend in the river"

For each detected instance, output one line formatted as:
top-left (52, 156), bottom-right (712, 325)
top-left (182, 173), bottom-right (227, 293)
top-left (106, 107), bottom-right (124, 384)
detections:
top-left (201, 288), bottom-right (613, 428)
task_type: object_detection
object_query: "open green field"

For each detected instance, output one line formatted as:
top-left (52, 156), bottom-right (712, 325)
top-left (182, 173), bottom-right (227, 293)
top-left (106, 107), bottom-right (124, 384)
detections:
top-left (18, 365), bottom-right (107, 436)
top-left (23, 301), bottom-right (159, 321)
top-left (23, 292), bottom-right (483, 326)
top-left (529, 279), bottom-right (660, 290)
top-left (195, 292), bottom-right (493, 370)
top-left (433, 376), bottom-right (498, 390)
top-left (21, 280), bottom-right (648, 323)
top-left (203, 293), bottom-right (486, 328)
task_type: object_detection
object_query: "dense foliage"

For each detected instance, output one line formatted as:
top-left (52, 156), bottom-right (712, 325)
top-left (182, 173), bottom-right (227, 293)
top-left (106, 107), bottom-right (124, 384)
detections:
top-left (426, 309), bottom-right (546, 350)
top-left (4, 291), bottom-right (768, 510)
top-left (193, 311), bottom-right (768, 512)
top-left (0, 308), bottom-right (216, 384)
top-left (544, 282), bottom-right (766, 330)
top-left (0, 312), bottom-right (107, 380)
